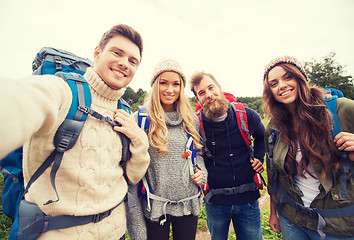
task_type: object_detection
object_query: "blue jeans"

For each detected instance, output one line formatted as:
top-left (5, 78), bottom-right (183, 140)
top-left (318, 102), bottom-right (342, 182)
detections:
top-left (205, 200), bottom-right (263, 240)
top-left (278, 212), bottom-right (354, 240)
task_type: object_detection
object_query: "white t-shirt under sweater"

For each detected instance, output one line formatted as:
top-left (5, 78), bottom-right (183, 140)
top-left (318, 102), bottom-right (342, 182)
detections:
top-left (0, 68), bottom-right (150, 239)
top-left (294, 143), bottom-right (321, 207)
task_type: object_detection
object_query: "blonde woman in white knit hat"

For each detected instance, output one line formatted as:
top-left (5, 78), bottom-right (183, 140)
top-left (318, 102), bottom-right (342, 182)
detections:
top-left (126, 59), bottom-right (208, 240)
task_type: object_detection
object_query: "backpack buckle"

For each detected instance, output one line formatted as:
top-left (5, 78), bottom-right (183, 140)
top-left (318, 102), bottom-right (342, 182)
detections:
top-left (92, 208), bottom-right (112, 223)
top-left (54, 56), bottom-right (62, 71)
top-left (56, 134), bottom-right (73, 152)
top-left (78, 106), bottom-right (89, 114)
top-left (100, 116), bottom-right (121, 127)
top-left (224, 187), bottom-right (235, 195)
top-left (295, 203), bottom-right (318, 218)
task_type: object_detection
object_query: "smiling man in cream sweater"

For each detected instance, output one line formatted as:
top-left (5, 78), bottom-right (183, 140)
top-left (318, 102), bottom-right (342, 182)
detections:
top-left (0, 24), bottom-right (149, 240)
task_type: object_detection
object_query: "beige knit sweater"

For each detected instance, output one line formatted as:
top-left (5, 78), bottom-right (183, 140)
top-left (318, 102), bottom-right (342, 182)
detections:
top-left (0, 68), bottom-right (150, 239)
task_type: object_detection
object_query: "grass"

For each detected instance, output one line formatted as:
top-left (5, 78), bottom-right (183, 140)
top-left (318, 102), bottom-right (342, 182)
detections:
top-left (0, 175), bottom-right (12, 239)
top-left (0, 210), bottom-right (11, 240)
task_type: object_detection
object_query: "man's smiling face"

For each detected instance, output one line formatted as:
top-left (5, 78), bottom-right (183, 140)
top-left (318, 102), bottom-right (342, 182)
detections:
top-left (93, 35), bottom-right (141, 90)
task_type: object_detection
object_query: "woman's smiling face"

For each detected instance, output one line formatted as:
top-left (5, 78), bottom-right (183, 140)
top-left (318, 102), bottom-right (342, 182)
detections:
top-left (158, 71), bottom-right (181, 112)
top-left (267, 66), bottom-right (299, 111)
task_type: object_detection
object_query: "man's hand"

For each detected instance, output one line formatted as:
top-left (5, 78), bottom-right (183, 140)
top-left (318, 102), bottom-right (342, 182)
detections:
top-left (334, 132), bottom-right (354, 161)
top-left (250, 158), bottom-right (264, 173)
top-left (191, 169), bottom-right (203, 185)
top-left (113, 109), bottom-right (142, 140)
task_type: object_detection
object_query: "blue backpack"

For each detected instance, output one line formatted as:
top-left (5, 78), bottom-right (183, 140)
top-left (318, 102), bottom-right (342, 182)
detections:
top-left (0, 47), bottom-right (131, 240)
top-left (323, 88), bottom-right (344, 137)
top-left (267, 88), bottom-right (354, 240)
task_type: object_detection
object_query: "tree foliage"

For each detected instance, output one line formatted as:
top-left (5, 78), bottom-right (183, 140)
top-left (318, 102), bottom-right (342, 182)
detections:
top-left (189, 96), bottom-right (197, 110)
top-left (304, 52), bottom-right (354, 99)
top-left (121, 87), bottom-right (265, 118)
top-left (122, 87), bottom-right (147, 112)
top-left (237, 96), bottom-right (264, 118)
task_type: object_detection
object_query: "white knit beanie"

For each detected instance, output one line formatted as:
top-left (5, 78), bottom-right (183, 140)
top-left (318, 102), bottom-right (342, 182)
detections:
top-left (150, 59), bottom-right (186, 86)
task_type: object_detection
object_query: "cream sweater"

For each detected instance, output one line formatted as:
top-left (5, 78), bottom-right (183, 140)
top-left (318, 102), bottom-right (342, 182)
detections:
top-left (0, 68), bottom-right (150, 239)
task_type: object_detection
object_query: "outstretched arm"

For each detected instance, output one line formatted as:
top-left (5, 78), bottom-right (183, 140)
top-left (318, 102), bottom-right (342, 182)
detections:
top-left (0, 76), bottom-right (71, 159)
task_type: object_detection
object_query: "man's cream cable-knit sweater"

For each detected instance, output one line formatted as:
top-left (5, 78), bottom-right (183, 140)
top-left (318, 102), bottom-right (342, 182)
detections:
top-left (0, 68), bottom-right (150, 239)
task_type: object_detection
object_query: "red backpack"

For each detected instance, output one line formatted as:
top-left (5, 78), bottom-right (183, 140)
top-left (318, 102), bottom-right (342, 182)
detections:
top-left (196, 92), bottom-right (264, 196)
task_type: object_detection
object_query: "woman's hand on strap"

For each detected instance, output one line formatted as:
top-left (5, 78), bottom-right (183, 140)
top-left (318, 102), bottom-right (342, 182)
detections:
top-left (334, 132), bottom-right (354, 161)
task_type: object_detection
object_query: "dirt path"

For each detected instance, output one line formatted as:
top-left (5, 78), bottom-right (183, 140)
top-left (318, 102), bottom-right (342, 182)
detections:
top-left (195, 193), bottom-right (270, 240)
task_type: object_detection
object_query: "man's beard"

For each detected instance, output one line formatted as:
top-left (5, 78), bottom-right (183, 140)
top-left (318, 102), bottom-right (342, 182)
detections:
top-left (202, 95), bottom-right (229, 119)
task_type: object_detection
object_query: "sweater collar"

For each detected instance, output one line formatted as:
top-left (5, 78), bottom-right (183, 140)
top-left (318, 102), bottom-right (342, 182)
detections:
top-left (164, 111), bottom-right (183, 126)
top-left (83, 67), bottom-right (125, 101)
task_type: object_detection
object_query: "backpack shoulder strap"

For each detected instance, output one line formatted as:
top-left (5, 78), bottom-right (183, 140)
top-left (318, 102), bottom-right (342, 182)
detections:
top-left (196, 109), bottom-right (204, 135)
top-left (118, 98), bottom-right (131, 114)
top-left (184, 133), bottom-right (198, 176)
top-left (117, 98), bottom-right (132, 165)
top-left (185, 133), bottom-right (197, 164)
top-left (138, 107), bottom-right (149, 130)
top-left (230, 102), bottom-right (250, 149)
top-left (267, 129), bottom-right (279, 193)
top-left (56, 72), bottom-right (92, 120)
top-left (22, 72), bottom-right (91, 204)
top-left (267, 130), bottom-right (278, 164)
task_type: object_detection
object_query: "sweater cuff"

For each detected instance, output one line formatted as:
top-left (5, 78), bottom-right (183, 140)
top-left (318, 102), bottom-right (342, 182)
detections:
top-left (130, 129), bottom-right (149, 148)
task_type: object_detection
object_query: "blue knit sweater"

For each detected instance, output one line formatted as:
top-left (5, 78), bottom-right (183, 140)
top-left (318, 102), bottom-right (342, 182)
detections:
top-left (202, 103), bottom-right (265, 205)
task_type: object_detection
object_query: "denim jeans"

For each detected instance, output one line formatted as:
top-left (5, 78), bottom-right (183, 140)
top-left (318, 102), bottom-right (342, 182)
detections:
top-left (278, 212), bottom-right (354, 240)
top-left (205, 200), bottom-right (263, 240)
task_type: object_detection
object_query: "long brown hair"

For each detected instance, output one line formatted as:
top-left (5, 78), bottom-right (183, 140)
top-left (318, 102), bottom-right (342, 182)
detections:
top-left (263, 63), bottom-right (342, 180)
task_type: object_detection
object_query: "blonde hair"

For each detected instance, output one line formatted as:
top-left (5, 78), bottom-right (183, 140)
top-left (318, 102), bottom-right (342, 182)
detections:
top-left (145, 73), bottom-right (202, 155)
